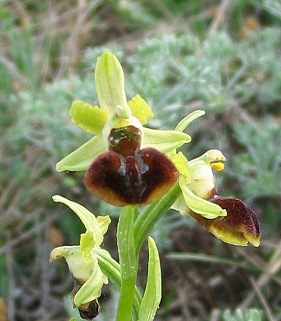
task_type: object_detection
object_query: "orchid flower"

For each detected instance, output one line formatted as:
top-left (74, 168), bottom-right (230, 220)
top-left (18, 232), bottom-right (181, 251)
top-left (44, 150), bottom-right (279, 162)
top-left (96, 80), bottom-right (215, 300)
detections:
top-left (172, 150), bottom-right (260, 247)
top-left (56, 52), bottom-right (260, 245)
top-left (56, 53), bottom-right (192, 206)
top-left (50, 195), bottom-right (111, 318)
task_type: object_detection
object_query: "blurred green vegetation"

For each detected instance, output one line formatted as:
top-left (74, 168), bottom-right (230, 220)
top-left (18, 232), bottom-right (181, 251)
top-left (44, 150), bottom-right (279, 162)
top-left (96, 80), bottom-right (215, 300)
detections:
top-left (0, 1), bottom-right (281, 321)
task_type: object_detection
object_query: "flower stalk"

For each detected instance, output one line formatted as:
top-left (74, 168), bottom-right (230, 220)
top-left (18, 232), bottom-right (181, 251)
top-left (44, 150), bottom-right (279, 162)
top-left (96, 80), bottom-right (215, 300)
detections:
top-left (116, 206), bottom-right (138, 321)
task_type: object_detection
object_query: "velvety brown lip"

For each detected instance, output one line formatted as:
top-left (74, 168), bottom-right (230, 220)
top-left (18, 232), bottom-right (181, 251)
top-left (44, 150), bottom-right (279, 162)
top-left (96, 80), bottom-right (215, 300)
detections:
top-left (84, 147), bottom-right (178, 206)
top-left (84, 125), bottom-right (178, 206)
top-left (190, 195), bottom-right (260, 247)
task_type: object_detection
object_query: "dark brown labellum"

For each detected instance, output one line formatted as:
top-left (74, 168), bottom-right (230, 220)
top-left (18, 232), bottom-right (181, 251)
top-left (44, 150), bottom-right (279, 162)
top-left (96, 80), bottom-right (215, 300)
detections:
top-left (71, 279), bottom-right (100, 320)
top-left (79, 299), bottom-right (100, 320)
top-left (84, 147), bottom-right (179, 206)
top-left (190, 196), bottom-right (260, 246)
top-left (84, 125), bottom-right (178, 206)
top-left (209, 196), bottom-right (260, 239)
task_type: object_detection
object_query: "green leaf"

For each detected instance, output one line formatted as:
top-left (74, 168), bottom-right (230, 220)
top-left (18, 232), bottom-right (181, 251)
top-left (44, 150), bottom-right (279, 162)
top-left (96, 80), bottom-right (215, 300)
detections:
top-left (167, 252), bottom-right (263, 273)
top-left (95, 52), bottom-right (128, 112)
top-left (56, 136), bottom-right (105, 172)
top-left (143, 128), bottom-right (191, 153)
top-left (70, 100), bottom-right (109, 135)
top-left (138, 237), bottom-right (161, 321)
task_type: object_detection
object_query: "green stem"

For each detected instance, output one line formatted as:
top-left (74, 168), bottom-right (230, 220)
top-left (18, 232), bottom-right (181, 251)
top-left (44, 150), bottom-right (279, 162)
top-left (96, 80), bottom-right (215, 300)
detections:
top-left (134, 181), bottom-right (181, 253)
top-left (116, 206), bottom-right (138, 321)
top-left (95, 251), bottom-right (142, 320)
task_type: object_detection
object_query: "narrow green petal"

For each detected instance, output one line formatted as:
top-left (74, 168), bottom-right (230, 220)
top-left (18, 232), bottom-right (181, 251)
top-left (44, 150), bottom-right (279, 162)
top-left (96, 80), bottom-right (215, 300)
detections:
top-left (95, 52), bottom-right (128, 113)
top-left (56, 136), bottom-right (105, 172)
top-left (179, 180), bottom-right (226, 219)
top-left (70, 100), bottom-right (109, 135)
top-left (175, 110), bottom-right (205, 132)
top-left (143, 128), bottom-right (191, 153)
top-left (74, 258), bottom-right (104, 306)
top-left (128, 94), bottom-right (153, 124)
top-left (138, 237), bottom-right (161, 321)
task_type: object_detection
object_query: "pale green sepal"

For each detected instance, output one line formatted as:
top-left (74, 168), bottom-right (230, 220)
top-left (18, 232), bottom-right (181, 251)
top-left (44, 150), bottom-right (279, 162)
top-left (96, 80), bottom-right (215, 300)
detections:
top-left (138, 237), bottom-right (161, 321)
top-left (171, 194), bottom-right (188, 215)
top-left (143, 128), bottom-right (191, 153)
top-left (56, 135), bottom-right (105, 172)
top-left (52, 195), bottom-right (111, 247)
top-left (73, 256), bottom-right (104, 306)
top-left (179, 179), bottom-right (227, 219)
top-left (95, 52), bottom-right (128, 112)
top-left (80, 231), bottom-right (95, 264)
top-left (50, 246), bottom-right (92, 281)
top-left (175, 110), bottom-right (205, 132)
top-left (70, 100), bottom-right (109, 135)
top-left (128, 94), bottom-right (153, 124)
top-left (97, 216), bottom-right (111, 236)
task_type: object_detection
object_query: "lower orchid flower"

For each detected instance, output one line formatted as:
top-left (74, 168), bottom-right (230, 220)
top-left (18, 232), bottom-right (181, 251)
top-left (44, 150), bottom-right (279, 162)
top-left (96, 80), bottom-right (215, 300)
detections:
top-left (49, 195), bottom-right (111, 318)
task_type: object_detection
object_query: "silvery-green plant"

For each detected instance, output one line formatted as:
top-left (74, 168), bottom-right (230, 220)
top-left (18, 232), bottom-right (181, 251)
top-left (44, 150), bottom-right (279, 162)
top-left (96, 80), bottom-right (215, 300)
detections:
top-left (50, 53), bottom-right (260, 321)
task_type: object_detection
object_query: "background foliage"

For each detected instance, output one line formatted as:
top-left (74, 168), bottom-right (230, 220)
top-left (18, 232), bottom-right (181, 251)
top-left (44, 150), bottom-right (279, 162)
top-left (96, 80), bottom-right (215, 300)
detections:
top-left (0, 1), bottom-right (281, 321)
